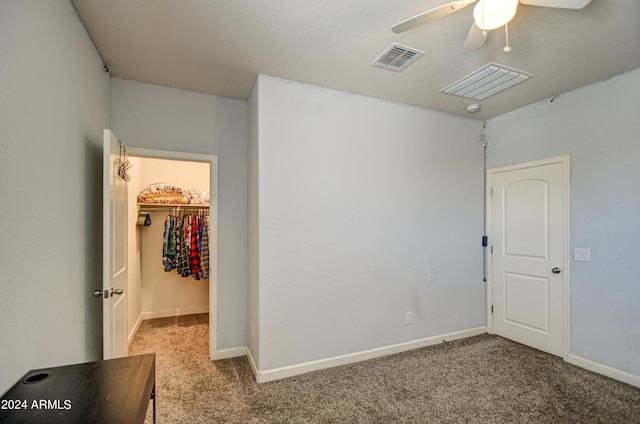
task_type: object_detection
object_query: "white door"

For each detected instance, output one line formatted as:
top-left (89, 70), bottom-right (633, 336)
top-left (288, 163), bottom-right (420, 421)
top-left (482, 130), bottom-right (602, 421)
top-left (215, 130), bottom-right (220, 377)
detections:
top-left (489, 156), bottom-right (568, 357)
top-left (102, 129), bottom-right (128, 359)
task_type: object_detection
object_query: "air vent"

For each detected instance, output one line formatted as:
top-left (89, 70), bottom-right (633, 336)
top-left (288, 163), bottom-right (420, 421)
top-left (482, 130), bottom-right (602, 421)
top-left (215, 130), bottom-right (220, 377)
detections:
top-left (441, 63), bottom-right (532, 100)
top-left (371, 43), bottom-right (424, 72)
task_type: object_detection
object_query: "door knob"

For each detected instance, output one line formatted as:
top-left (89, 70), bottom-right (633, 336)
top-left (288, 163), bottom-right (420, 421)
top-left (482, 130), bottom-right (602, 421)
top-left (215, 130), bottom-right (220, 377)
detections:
top-left (93, 289), bottom-right (104, 298)
top-left (551, 267), bottom-right (561, 274)
top-left (111, 288), bottom-right (124, 296)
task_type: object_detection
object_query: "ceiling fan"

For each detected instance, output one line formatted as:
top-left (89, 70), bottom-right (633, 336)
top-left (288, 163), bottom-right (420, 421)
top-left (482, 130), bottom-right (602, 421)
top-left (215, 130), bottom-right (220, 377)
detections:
top-left (392, 0), bottom-right (592, 53)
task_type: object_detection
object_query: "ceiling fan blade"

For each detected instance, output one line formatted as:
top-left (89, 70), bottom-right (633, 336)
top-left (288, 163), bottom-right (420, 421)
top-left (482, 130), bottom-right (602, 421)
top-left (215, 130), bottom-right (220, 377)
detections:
top-left (392, 0), bottom-right (477, 34)
top-left (463, 22), bottom-right (488, 53)
top-left (518, 0), bottom-right (592, 9)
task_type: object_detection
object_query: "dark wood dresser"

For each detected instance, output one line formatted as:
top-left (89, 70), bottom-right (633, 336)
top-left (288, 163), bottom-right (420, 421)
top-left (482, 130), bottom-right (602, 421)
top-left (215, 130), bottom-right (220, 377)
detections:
top-left (0, 353), bottom-right (155, 423)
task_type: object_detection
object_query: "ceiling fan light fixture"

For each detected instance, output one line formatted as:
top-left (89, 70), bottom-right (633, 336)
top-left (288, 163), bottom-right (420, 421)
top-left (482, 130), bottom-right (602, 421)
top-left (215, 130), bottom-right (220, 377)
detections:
top-left (473, 0), bottom-right (518, 30)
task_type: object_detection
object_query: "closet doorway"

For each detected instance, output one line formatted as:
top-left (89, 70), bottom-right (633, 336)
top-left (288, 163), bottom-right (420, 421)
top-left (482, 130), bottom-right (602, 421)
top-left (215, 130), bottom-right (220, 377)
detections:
top-left (127, 147), bottom-right (218, 360)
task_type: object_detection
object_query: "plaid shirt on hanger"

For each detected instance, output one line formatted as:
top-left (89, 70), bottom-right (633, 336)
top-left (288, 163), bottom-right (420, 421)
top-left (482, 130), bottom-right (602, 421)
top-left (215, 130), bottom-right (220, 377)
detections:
top-left (189, 215), bottom-right (201, 280)
top-left (200, 216), bottom-right (209, 279)
top-left (180, 214), bottom-right (191, 277)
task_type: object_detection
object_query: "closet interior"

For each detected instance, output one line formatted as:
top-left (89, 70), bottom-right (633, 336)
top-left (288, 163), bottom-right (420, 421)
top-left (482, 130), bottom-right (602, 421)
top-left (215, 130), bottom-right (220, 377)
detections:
top-left (126, 156), bottom-right (211, 345)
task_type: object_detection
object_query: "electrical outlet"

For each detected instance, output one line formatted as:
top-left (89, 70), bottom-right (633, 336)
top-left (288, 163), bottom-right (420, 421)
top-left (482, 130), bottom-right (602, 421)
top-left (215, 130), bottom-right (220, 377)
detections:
top-left (405, 311), bottom-right (413, 324)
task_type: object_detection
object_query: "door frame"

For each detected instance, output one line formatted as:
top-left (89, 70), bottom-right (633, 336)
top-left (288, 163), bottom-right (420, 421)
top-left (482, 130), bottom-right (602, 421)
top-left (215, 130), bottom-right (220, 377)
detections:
top-left (128, 147), bottom-right (220, 360)
top-left (486, 154), bottom-right (571, 359)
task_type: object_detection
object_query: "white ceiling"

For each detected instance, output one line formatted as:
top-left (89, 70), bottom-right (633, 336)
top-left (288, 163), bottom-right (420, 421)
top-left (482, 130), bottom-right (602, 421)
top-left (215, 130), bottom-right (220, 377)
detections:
top-left (72, 0), bottom-right (640, 120)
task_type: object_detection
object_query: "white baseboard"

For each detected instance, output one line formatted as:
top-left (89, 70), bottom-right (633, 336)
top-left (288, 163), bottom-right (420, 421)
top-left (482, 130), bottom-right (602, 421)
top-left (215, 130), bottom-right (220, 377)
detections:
top-left (141, 306), bottom-right (209, 321)
top-left (247, 347), bottom-right (259, 379)
top-left (212, 346), bottom-right (247, 360)
top-left (566, 353), bottom-right (640, 388)
top-left (127, 313), bottom-right (144, 348)
top-left (251, 326), bottom-right (487, 383)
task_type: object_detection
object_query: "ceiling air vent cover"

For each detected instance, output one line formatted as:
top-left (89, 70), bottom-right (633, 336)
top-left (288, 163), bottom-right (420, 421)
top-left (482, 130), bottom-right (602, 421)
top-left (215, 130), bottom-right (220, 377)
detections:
top-left (441, 63), bottom-right (532, 100)
top-left (371, 43), bottom-right (424, 72)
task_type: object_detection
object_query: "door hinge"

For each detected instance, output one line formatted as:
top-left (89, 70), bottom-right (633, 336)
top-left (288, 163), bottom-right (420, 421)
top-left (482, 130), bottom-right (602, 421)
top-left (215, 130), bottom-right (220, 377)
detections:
top-left (490, 187), bottom-right (493, 196)
top-left (491, 305), bottom-right (494, 314)
top-left (490, 246), bottom-right (493, 254)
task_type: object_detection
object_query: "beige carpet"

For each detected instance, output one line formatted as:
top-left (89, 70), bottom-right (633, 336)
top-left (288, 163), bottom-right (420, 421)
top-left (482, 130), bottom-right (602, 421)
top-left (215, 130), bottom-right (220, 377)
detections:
top-left (129, 314), bottom-right (640, 423)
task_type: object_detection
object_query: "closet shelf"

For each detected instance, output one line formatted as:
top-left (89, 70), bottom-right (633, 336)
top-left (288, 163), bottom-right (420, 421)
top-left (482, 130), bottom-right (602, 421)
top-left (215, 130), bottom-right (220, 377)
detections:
top-left (138, 203), bottom-right (209, 212)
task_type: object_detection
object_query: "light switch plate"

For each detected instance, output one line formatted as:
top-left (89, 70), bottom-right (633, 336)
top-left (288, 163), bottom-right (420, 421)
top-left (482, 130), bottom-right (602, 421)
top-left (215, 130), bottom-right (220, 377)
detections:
top-left (574, 248), bottom-right (591, 262)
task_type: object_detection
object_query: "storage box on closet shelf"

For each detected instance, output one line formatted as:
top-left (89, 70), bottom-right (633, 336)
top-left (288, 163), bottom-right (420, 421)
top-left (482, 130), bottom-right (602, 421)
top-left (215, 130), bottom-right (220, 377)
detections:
top-left (188, 187), bottom-right (209, 205)
top-left (137, 182), bottom-right (191, 204)
top-left (136, 183), bottom-right (209, 225)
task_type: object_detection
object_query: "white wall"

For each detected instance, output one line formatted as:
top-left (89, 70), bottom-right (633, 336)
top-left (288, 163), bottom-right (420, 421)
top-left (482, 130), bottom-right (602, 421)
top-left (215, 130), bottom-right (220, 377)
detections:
top-left (486, 68), bottom-right (640, 379)
top-left (0, 0), bottom-right (110, 392)
top-left (137, 158), bottom-right (210, 319)
top-left (249, 75), bottom-right (486, 374)
top-left (110, 78), bottom-right (248, 350)
top-left (247, 78), bottom-right (261, 364)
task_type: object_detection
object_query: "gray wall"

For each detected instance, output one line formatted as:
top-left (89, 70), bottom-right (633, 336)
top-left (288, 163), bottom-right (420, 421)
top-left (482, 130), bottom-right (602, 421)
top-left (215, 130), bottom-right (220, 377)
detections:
top-left (247, 76), bottom-right (261, 364)
top-left (110, 78), bottom-right (249, 351)
top-left (486, 68), bottom-right (640, 377)
top-left (0, 0), bottom-right (110, 392)
top-left (249, 75), bottom-right (486, 372)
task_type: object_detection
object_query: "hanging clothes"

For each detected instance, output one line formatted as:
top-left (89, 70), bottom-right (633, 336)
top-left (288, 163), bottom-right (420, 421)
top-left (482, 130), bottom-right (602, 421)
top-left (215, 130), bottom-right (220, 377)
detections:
top-left (162, 216), bottom-right (174, 271)
top-left (162, 210), bottom-right (210, 280)
top-left (189, 217), bottom-right (201, 280)
top-left (173, 215), bottom-right (182, 274)
top-left (179, 214), bottom-right (190, 277)
top-left (200, 216), bottom-right (209, 279)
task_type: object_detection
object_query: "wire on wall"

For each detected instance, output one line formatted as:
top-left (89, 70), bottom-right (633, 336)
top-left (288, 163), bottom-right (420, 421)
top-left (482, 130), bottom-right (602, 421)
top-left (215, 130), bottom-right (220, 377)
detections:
top-left (479, 122), bottom-right (488, 283)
